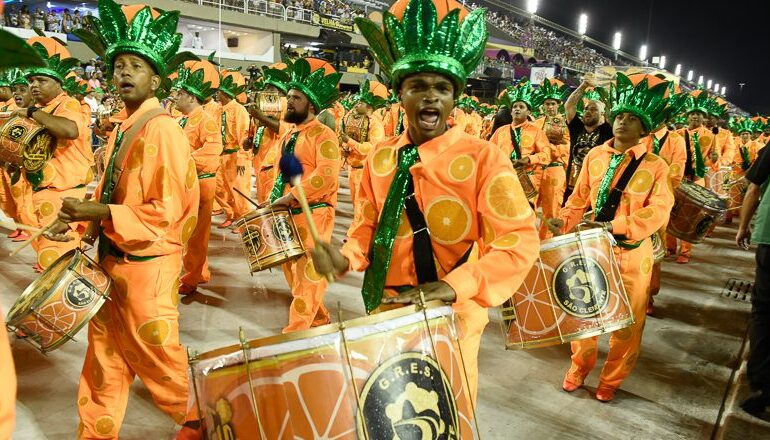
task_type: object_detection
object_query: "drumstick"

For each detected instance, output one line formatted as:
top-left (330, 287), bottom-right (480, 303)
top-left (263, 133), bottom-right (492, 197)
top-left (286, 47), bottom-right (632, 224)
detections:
top-left (0, 219), bottom-right (41, 233)
top-left (536, 211), bottom-right (562, 235)
top-left (9, 219), bottom-right (58, 257)
top-left (279, 152), bottom-right (335, 283)
top-left (232, 187), bottom-right (260, 209)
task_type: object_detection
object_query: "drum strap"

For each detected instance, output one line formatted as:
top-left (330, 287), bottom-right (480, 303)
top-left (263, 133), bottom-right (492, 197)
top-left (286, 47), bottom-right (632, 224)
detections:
top-left (403, 174), bottom-right (439, 285)
top-left (684, 130), bottom-right (694, 179)
top-left (595, 153), bottom-right (646, 223)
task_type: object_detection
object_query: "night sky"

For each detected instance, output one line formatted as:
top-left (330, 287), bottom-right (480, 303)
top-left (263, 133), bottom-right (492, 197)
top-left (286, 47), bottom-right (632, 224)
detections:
top-left (525, 0), bottom-right (770, 115)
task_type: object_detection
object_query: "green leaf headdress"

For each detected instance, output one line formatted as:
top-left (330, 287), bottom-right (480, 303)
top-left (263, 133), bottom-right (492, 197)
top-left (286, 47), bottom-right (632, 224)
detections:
top-left (24, 37), bottom-right (79, 83)
top-left (0, 29), bottom-right (46, 69)
top-left (728, 117), bottom-right (756, 135)
top-left (498, 78), bottom-right (541, 110)
top-left (0, 69), bottom-right (16, 88)
top-left (63, 74), bottom-right (91, 96)
top-left (73, 0), bottom-right (193, 77)
top-left (286, 58), bottom-right (342, 112)
top-left (682, 88), bottom-right (711, 116)
top-left (173, 62), bottom-right (217, 101)
top-left (6, 69), bottom-right (29, 87)
top-left (355, 0), bottom-right (488, 98)
top-left (608, 72), bottom-right (675, 132)
top-left (261, 62), bottom-right (292, 95)
top-left (218, 69), bottom-right (247, 100)
top-left (355, 79), bottom-right (389, 110)
top-left (536, 78), bottom-right (569, 103)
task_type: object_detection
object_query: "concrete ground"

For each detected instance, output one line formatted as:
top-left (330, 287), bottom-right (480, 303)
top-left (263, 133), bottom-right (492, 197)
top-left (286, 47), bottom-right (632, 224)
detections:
top-left (2, 177), bottom-right (768, 439)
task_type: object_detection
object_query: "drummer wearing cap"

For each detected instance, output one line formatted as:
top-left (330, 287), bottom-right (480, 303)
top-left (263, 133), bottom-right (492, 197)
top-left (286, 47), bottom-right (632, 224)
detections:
top-left (9, 37), bottom-right (93, 272)
top-left (312, 0), bottom-right (539, 404)
top-left (554, 72), bottom-right (676, 402)
top-left (44, 1), bottom-right (201, 437)
top-left (268, 57), bottom-right (343, 333)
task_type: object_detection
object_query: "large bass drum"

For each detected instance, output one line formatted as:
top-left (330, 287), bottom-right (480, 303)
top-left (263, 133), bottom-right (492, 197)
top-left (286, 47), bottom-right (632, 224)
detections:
top-left (667, 181), bottom-right (728, 243)
top-left (0, 115), bottom-right (56, 172)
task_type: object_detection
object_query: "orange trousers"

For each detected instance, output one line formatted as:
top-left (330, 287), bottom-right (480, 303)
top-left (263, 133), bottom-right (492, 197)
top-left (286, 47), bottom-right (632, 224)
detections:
top-left (666, 234), bottom-right (692, 257)
top-left (567, 239), bottom-right (653, 390)
top-left (537, 165), bottom-right (566, 239)
top-left (348, 166), bottom-right (364, 219)
top-left (281, 206), bottom-right (335, 333)
top-left (215, 154), bottom-right (252, 221)
top-left (32, 186), bottom-right (86, 268)
top-left (255, 166), bottom-right (274, 205)
top-left (181, 177), bottom-right (216, 287)
top-left (0, 307), bottom-right (16, 440)
top-left (0, 169), bottom-right (34, 226)
top-left (77, 253), bottom-right (190, 439)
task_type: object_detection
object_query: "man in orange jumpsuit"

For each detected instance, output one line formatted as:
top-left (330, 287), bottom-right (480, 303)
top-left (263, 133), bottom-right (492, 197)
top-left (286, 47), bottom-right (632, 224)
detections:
top-left (724, 118), bottom-right (761, 224)
top-left (705, 100), bottom-right (735, 167)
top-left (312, 0), bottom-right (539, 405)
top-left (381, 98), bottom-right (408, 139)
top-left (667, 90), bottom-right (722, 263)
top-left (213, 70), bottom-right (250, 228)
top-left (490, 79), bottom-right (551, 200)
top-left (340, 79), bottom-right (387, 216)
top-left (534, 78), bottom-right (571, 239)
top-left (557, 73), bottom-right (676, 402)
top-left (46, 2), bottom-right (200, 437)
top-left (268, 57), bottom-right (343, 333)
top-left (246, 64), bottom-right (289, 203)
top-left (174, 61), bottom-right (224, 296)
top-left (10, 37), bottom-right (93, 271)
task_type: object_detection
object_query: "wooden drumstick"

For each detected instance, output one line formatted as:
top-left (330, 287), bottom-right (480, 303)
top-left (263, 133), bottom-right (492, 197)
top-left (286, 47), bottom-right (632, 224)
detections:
top-left (279, 152), bottom-right (335, 283)
top-left (0, 219), bottom-right (41, 233)
top-left (9, 219), bottom-right (58, 257)
top-left (232, 187), bottom-right (260, 209)
top-left (536, 211), bottom-right (562, 235)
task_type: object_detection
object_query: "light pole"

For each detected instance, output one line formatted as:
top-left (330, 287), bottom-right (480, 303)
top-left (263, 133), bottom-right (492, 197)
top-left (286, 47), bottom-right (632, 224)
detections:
top-left (707, 79), bottom-right (712, 89)
top-left (675, 64), bottom-right (682, 76)
top-left (613, 32), bottom-right (621, 61)
top-left (721, 86), bottom-right (726, 96)
top-left (714, 83), bottom-right (720, 93)
top-left (659, 55), bottom-right (666, 70)
top-left (639, 44), bottom-right (647, 65)
top-left (578, 13), bottom-right (588, 44)
top-left (698, 75), bottom-right (704, 85)
top-left (687, 70), bottom-right (694, 82)
top-left (526, 0), bottom-right (538, 25)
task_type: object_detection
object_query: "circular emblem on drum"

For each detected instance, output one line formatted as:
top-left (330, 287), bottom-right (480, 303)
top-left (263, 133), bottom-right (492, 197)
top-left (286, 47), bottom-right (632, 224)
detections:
top-left (272, 216), bottom-right (295, 243)
top-left (358, 352), bottom-right (459, 439)
top-left (64, 279), bottom-right (97, 309)
top-left (8, 124), bottom-right (27, 141)
top-left (552, 256), bottom-right (610, 318)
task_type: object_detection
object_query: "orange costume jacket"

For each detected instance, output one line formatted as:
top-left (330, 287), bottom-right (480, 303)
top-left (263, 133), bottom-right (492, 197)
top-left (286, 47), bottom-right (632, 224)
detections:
top-left (221, 99), bottom-right (251, 165)
top-left (489, 120), bottom-right (551, 172)
top-left (181, 105), bottom-right (223, 176)
top-left (677, 126), bottom-right (721, 178)
top-left (343, 112), bottom-right (386, 168)
top-left (647, 127), bottom-right (687, 189)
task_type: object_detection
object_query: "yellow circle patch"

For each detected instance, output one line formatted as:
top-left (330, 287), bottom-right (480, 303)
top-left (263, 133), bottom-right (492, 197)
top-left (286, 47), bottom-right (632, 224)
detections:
top-left (449, 155), bottom-right (475, 182)
top-left (145, 143), bottom-right (159, 156)
top-left (204, 119), bottom-right (218, 134)
top-left (185, 159), bottom-right (197, 190)
top-left (482, 218), bottom-right (496, 243)
top-left (628, 169), bottom-right (654, 195)
top-left (304, 259), bottom-right (324, 283)
top-left (521, 134), bottom-right (534, 148)
top-left (485, 173), bottom-right (530, 221)
top-left (153, 166), bottom-right (172, 200)
top-left (136, 319), bottom-right (171, 346)
top-left (38, 249), bottom-right (60, 268)
top-left (95, 416), bottom-right (115, 435)
top-left (396, 211), bottom-right (412, 239)
top-left (294, 297), bottom-right (307, 313)
top-left (371, 147), bottom-right (397, 177)
top-left (641, 256), bottom-right (652, 275)
top-left (491, 232), bottom-right (520, 249)
top-left (39, 201), bottom-right (55, 217)
top-left (319, 139), bottom-right (340, 160)
top-left (425, 197), bottom-right (472, 245)
top-left (310, 175), bottom-right (325, 189)
top-left (181, 215), bottom-right (198, 243)
top-left (127, 140), bottom-right (145, 170)
top-left (307, 126), bottom-right (325, 139)
top-left (588, 159), bottom-right (605, 178)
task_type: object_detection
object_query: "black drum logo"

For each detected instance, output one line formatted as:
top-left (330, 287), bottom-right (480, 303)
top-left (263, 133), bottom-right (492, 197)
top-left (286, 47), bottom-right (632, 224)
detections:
top-left (64, 279), bottom-right (96, 309)
top-left (552, 256), bottom-right (610, 318)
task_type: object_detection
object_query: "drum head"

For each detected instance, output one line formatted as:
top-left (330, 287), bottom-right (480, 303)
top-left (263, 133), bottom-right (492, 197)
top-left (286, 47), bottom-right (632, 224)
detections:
top-left (6, 249), bottom-right (76, 324)
top-left (679, 181), bottom-right (728, 211)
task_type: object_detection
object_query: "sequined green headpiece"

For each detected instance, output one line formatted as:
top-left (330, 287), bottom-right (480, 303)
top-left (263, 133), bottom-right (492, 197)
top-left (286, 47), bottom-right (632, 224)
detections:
top-left (8, 69), bottom-right (28, 86)
top-left (498, 78), bottom-right (541, 110)
top-left (74, 0), bottom-right (193, 77)
top-left (218, 72), bottom-right (246, 99)
top-left (261, 64), bottom-right (291, 95)
top-left (706, 98), bottom-right (727, 118)
top-left (0, 70), bottom-right (14, 87)
top-left (63, 76), bottom-right (89, 96)
top-left (355, 80), bottom-right (388, 110)
top-left (174, 65), bottom-right (216, 101)
top-left (728, 117), bottom-right (756, 134)
top-left (340, 93), bottom-right (356, 111)
top-left (537, 79), bottom-right (569, 103)
top-left (25, 43), bottom-right (79, 84)
top-left (683, 89), bottom-right (711, 116)
top-left (455, 96), bottom-right (478, 111)
top-left (388, 89), bottom-right (399, 104)
top-left (355, 0), bottom-right (488, 98)
top-left (287, 58), bottom-right (342, 112)
top-left (576, 87), bottom-right (608, 116)
top-left (608, 72), bottom-right (675, 132)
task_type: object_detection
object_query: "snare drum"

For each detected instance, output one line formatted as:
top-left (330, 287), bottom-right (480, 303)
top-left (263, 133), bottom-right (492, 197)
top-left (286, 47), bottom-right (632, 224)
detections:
top-left (667, 181), bottom-right (728, 243)
top-left (0, 115), bottom-right (56, 172)
top-left (727, 177), bottom-right (748, 210)
top-left (501, 228), bottom-right (633, 349)
top-left (189, 302), bottom-right (475, 440)
top-left (651, 231), bottom-right (665, 264)
top-left (705, 166), bottom-right (731, 199)
top-left (5, 249), bottom-right (111, 353)
top-left (254, 91), bottom-right (282, 120)
top-left (344, 112), bottom-right (369, 143)
top-left (234, 205), bottom-right (305, 273)
top-left (515, 166), bottom-right (538, 200)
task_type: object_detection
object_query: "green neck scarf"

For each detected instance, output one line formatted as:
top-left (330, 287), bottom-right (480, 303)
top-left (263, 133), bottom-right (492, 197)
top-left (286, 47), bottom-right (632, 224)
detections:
top-left (396, 109), bottom-right (404, 136)
top-left (692, 132), bottom-right (706, 179)
top-left (97, 127), bottom-right (126, 261)
top-left (253, 126), bottom-right (266, 153)
top-left (268, 131), bottom-right (300, 203)
top-left (509, 126), bottom-right (522, 161)
top-left (220, 110), bottom-right (227, 145)
top-left (361, 144), bottom-right (419, 312)
top-left (595, 152), bottom-right (625, 215)
top-left (741, 145), bottom-right (751, 171)
top-left (179, 116), bottom-right (188, 128)
top-left (652, 136), bottom-right (662, 155)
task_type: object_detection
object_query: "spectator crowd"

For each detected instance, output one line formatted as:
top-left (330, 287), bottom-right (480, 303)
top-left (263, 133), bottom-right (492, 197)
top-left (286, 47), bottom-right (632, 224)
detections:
top-left (1, 5), bottom-right (95, 33)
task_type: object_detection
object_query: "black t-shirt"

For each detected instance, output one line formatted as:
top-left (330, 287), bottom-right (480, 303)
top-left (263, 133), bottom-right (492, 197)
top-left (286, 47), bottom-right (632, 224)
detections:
top-left (747, 142), bottom-right (770, 186)
top-left (566, 117), bottom-right (614, 187)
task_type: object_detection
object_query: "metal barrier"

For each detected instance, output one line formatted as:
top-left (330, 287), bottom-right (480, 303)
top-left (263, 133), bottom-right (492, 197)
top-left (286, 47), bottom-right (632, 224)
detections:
top-left (192, 0), bottom-right (317, 25)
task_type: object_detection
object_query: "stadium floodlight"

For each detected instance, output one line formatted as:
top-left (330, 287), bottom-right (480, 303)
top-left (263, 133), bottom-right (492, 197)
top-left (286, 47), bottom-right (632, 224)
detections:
top-left (613, 32), bottom-right (622, 50)
top-left (659, 55), bottom-right (666, 70)
top-left (714, 83), bottom-right (720, 92)
top-left (639, 44), bottom-right (647, 61)
top-left (721, 86), bottom-right (726, 95)
top-left (675, 64), bottom-right (682, 76)
top-left (578, 14), bottom-right (588, 35)
top-left (526, 0), bottom-right (538, 14)
top-left (687, 70), bottom-right (694, 81)
top-left (698, 75), bottom-right (704, 84)
top-left (707, 79), bottom-right (713, 89)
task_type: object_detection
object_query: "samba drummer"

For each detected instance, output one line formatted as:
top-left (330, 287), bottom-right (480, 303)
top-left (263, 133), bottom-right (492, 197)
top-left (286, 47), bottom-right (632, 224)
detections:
top-left (8, 37), bottom-right (93, 272)
top-left (724, 117), bottom-right (761, 224)
top-left (44, 1), bottom-right (201, 437)
top-left (339, 79), bottom-right (387, 218)
top-left (667, 90), bottom-right (724, 264)
top-left (172, 61), bottom-right (224, 297)
top-left (267, 58), bottom-right (343, 333)
top-left (553, 72), bottom-right (676, 402)
top-left (312, 0), bottom-right (539, 403)
top-left (490, 79), bottom-right (551, 200)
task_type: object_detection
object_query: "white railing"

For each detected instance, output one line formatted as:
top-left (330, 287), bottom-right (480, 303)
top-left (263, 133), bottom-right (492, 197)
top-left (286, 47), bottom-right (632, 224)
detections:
top-left (192, 0), bottom-right (318, 25)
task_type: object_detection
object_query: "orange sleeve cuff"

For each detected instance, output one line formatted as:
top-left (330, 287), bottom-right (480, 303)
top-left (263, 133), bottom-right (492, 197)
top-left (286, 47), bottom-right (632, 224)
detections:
top-left (442, 265), bottom-right (477, 304)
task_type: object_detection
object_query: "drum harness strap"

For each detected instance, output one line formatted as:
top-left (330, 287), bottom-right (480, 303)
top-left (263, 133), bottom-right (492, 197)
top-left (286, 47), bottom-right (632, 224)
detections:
top-left (92, 107), bottom-right (167, 262)
top-left (361, 144), bottom-right (473, 312)
top-left (594, 152), bottom-right (647, 250)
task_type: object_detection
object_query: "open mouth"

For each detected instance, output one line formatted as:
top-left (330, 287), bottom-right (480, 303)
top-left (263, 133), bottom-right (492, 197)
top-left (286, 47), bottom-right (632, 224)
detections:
top-left (119, 80), bottom-right (134, 94)
top-left (418, 108), bottom-right (441, 130)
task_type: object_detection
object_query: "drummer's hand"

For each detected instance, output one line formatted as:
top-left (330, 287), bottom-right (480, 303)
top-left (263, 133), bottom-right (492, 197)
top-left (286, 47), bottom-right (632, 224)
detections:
top-left (236, 165), bottom-right (246, 176)
top-left (547, 217), bottom-right (564, 233)
top-left (271, 193), bottom-right (296, 207)
top-left (546, 130), bottom-right (563, 145)
top-left (736, 226), bottom-right (752, 250)
top-left (243, 137), bottom-right (253, 150)
top-left (512, 157), bottom-right (531, 167)
top-left (311, 241), bottom-right (349, 276)
top-left (58, 197), bottom-right (111, 222)
top-left (10, 109), bottom-right (30, 119)
top-left (43, 220), bottom-right (73, 242)
top-left (710, 152), bottom-right (719, 162)
top-left (383, 281), bottom-right (457, 305)
top-left (340, 133), bottom-right (350, 144)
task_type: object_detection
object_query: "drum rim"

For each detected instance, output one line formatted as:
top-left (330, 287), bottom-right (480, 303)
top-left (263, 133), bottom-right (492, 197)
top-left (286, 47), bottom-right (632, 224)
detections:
top-left (194, 300), bottom-right (451, 362)
top-left (678, 181), bottom-right (729, 210)
top-left (539, 227), bottom-right (608, 252)
top-left (236, 204), bottom-right (293, 223)
top-left (506, 316), bottom-right (634, 350)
